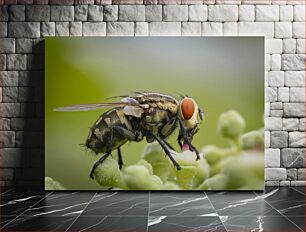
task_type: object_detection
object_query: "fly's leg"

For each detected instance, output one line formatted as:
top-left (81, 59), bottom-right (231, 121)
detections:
top-left (113, 125), bottom-right (139, 170)
top-left (153, 134), bottom-right (181, 171)
top-left (177, 134), bottom-right (183, 149)
top-left (178, 118), bottom-right (200, 160)
top-left (90, 153), bottom-right (111, 179)
top-left (113, 125), bottom-right (137, 141)
top-left (117, 147), bottom-right (123, 170)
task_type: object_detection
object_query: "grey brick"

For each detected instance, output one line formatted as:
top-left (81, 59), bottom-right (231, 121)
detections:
top-left (265, 148), bottom-right (280, 168)
top-left (297, 39), bottom-right (305, 54)
top-left (74, 0), bottom-right (94, 3)
top-left (297, 168), bottom-right (305, 180)
top-left (208, 5), bottom-right (238, 22)
top-left (265, 131), bottom-right (270, 148)
top-left (0, 54), bottom-right (6, 71)
top-left (55, 22), bottom-right (69, 36)
top-left (51, 6), bottom-right (74, 21)
top-left (26, 5), bottom-right (50, 21)
top-left (282, 54), bottom-right (305, 71)
top-left (289, 132), bottom-right (305, 147)
top-left (2, 148), bottom-right (22, 167)
top-left (291, 181), bottom-right (306, 186)
top-left (265, 87), bottom-right (277, 102)
top-left (293, 22), bottom-right (304, 38)
top-left (149, 22), bottom-right (181, 36)
top-left (1, 38), bottom-right (15, 53)
top-left (239, 5), bottom-right (255, 21)
top-left (9, 5), bottom-right (25, 21)
top-left (280, 181), bottom-right (290, 186)
top-left (107, 22), bottom-right (134, 36)
top-left (270, 131), bottom-right (288, 148)
top-left (1, 22), bottom-right (8, 37)
top-left (49, 0), bottom-right (74, 4)
top-left (283, 39), bottom-right (296, 54)
top-left (270, 102), bottom-right (282, 110)
top-left (10, 118), bottom-right (25, 130)
top-left (3, 131), bottom-right (15, 147)
top-left (283, 118), bottom-right (299, 131)
top-left (265, 117), bottom-right (282, 131)
top-left (104, 5), bottom-right (118, 21)
top-left (290, 87), bottom-right (304, 102)
top-left (265, 181), bottom-right (280, 186)
top-left (7, 54), bottom-right (27, 70)
top-left (270, 110), bottom-right (283, 117)
top-left (18, 86), bottom-right (32, 102)
top-left (255, 5), bottom-right (279, 21)
top-left (163, 5), bottom-right (188, 21)
top-left (269, 71), bottom-right (284, 87)
top-left (189, 5), bottom-right (207, 21)
top-left (2, 71), bottom-right (18, 86)
top-left (41, 22), bottom-right (55, 37)
top-left (281, 148), bottom-right (305, 168)
top-left (135, 22), bottom-right (148, 36)
top-left (238, 22), bottom-right (274, 38)
top-left (16, 39), bottom-right (32, 53)
top-left (265, 168), bottom-right (286, 181)
top-left (275, 22), bottom-right (292, 39)
top-left (1, 118), bottom-right (10, 131)
top-left (1, 5), bottom-right (9, 22)
top-left (3, 87), bottom-right (18, 102)
top-left (145, 5), bottom-right (162, 22)
top-left (278, 87), bottom-right (289, 102)
top-left (88, 5), bottom-right (103, 22)
top-left (74, 5), bottom-right (88, 21)
top-left (95, 0), bottom-right (112, 4)
top-left (284, 103), bottom-right (305, 117)
top-left (299, 118), bottom-right (305, 131)
top-left (113, 0), bottom-right (143, 3)
top-left (119, 5), bottom-right (145, 21)
top-left (83, 22), bottom-right (106, 36)
top-left (182, 22), bottom-right (201, 36)
top-left (285, 71), bottom-right (305, 87)
top-left (70, 22), bottom-right (82, 36)
top-left (202, 22), bottom-right (222, 36)
top-left (3, 103), bottom-right (20, 117)
top-left (8, 22), bottom-right (40, 38)
top-left (287, 168), bottom-right (297, 180)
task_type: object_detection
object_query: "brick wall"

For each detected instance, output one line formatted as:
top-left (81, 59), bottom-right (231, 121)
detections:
top-left (0, 0), bottom-right (305, 187)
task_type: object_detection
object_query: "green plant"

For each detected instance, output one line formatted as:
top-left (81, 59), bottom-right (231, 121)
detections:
top-left (46, 110), bottom-right (264, 191)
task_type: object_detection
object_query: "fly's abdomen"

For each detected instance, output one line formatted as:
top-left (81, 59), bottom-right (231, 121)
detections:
top-left (85, 109), bottom-right (131, 154)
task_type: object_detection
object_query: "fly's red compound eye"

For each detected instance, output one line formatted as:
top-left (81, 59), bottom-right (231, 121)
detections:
top-left (181, 98), bottom-right (195, 120)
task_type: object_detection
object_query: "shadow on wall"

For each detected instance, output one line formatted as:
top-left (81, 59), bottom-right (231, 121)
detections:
top-left (14, 40), bottom-right (45, 188)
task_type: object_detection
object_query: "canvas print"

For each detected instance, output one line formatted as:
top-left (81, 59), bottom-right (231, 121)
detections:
top-left (45, 37), bottom-right (264, 190)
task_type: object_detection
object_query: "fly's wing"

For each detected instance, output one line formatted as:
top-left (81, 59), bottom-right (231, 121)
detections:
top-left (53, 97), bottom-right (145, 118)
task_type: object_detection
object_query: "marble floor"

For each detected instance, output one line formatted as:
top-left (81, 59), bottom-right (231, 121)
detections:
top-left (1, 187), bottom-right (305, 231)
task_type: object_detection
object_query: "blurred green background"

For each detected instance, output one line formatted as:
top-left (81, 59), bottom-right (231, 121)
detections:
top-left (45, 37), bottom-right (264, 190)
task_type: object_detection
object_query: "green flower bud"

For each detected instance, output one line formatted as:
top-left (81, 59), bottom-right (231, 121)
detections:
top-left (193, 158), bottom-right (210, 187)
top-left (162, 181), bottom-right (180, 190)
top-left (45, 177), bottom-right (66, 190)
top-left (142, 143), bottom-right (173, 182)
top-left (197, 174), bottom-right (228, 190)
top-left (220, 152), bottom-right (264, 189)
top-left (175, 166), bottom-right (197, 190)
top-left (217, 110), bottom-right (245, 140)
top-left (136, 160), bottom-right (154, 175)
top-left (93, 156), bottom-right (124, 188)
top-left (241, 130), bottom-right (264, 151)
top-left (123, 165), bottom-right (163, 190)
top-left (202, 145), bottom-right (224, 165)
